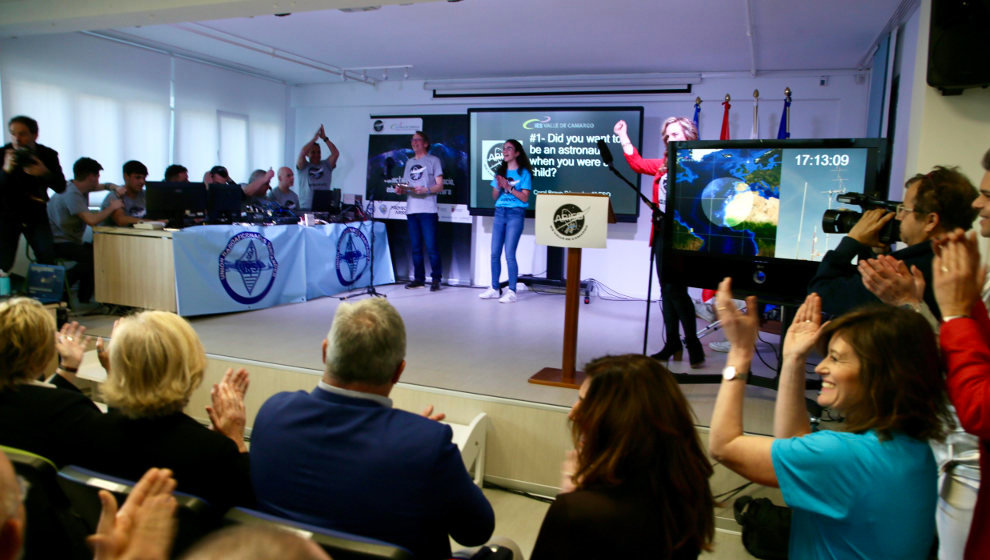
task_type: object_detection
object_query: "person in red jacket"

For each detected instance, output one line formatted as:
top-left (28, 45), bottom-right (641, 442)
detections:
top-left (934, 228), bottom-right (990, 560)
top-left (614, 117), bottom-right (704, 367)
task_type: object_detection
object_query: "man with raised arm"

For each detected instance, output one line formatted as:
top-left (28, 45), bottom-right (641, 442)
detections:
top-left (296, 124), bottom-right (340, 209)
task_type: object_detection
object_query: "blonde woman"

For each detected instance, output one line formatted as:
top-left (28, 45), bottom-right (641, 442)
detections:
top-left (100, 311), bottom-right (253, 508)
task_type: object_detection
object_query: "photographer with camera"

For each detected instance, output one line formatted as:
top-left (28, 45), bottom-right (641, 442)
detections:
top-left (809, 167), bottom-right (977, 319)
top-left (0, 115), bottom-right (66, 273)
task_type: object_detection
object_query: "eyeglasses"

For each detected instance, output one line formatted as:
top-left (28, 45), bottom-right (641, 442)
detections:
top-left (895, 204), bottom-right (917, 216)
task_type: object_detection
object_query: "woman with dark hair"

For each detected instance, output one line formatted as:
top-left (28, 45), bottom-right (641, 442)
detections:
top-left (479, 139), bottom-right (532, 304)
top-left (614, 117), bottom-right (705, 367)
top-left (710, 278), bottom-right (952, 558)
top-left (531, 354), bottom-right (714, 559)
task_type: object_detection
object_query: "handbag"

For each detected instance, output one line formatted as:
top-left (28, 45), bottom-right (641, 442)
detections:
top-left (733, 495), bottom-right (791, 559)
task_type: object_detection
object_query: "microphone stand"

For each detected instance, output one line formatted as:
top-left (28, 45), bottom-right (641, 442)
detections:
top-left (598, 143), bottom-right (664, 357)
top-left (339, 182), bottom-right (386, 300)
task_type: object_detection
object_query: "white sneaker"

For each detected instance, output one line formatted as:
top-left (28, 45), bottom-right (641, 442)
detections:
top-left (499, 290), bottom-right (517, 303)
top-left (694, 300), bottom-right (716, 322)
top-left (708, 340), bottom-right (731, 353)
top-left (479, 287), bottom-right (500, 299)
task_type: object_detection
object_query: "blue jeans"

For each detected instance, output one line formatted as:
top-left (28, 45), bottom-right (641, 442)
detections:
top-left (407, 212), bottom-right (441, 283)
top-left (491, 206), bottom-right (525, 291)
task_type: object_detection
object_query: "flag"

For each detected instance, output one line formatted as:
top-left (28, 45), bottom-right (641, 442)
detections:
top-left (693, 98), bottom-right (701, 133)
top-left (751, 90), bottom-right (759, 139)
top-left (720, 98), bottom-right (731, 140)
top-left (777, 89), bottom-right (792, 139)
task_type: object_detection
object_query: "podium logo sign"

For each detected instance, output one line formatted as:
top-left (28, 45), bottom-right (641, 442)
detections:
top-left (336, 226), bottom-right (370, 286)
top-left (219, 232), bottom-right (278, 304)
top-left (551, 204), bottom-right (588, 240)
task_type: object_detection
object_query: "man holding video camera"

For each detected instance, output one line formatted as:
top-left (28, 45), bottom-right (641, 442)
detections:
top-left (808, 166), bottom-right (977, 319)
top-left (0, 115), bottom-right (65, 273)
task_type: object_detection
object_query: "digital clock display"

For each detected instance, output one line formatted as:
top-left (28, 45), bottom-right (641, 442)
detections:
top-left (794, 153), bottom-right (852, 166)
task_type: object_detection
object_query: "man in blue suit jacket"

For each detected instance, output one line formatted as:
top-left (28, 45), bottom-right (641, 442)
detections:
top-left (250, 298), bottom-right (495, 560)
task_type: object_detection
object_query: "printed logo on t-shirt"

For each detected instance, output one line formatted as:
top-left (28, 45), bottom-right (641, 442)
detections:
top-left (408, 164), bottom-right (426, 182)
top-left (309, 167), bottom-right (326, 180)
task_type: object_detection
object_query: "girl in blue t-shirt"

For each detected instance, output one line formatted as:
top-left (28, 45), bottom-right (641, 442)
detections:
top-left (479, 139), bottom-right (532, 304)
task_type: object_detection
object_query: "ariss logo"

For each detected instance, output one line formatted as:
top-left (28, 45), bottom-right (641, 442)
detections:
top-left (552, 204), bottom-right (588, 239)
top-left (373, 120), bottom-right (384, 132)
top-left (219, 232), bottom-right (278, 304)
top-left (481, 140), bottom-right (504, 180)
top-left (336, 227), bottom-right (371, 286)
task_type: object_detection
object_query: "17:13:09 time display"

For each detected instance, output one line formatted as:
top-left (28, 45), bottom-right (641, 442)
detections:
top-left (794, 153), bottom-right (851, 166)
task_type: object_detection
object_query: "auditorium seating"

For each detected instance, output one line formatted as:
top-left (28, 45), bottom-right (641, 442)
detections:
top-left (57, 465), bottom-right (216, 556)
top-left (224, 507), bottom-right (415, 560)
top-left (444, 412), bottom-right (489, 487)
top-left (2, 446), bottom-right (90, 559)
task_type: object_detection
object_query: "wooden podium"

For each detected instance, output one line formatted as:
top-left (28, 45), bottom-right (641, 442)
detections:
top-left (528, 193), bottom-right (614, 389)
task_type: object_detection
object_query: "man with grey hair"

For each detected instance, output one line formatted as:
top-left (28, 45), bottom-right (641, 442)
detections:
top-left (0, 450), bottom-right (24, 560)
top-left (250, 299), bottom-right (494, 560)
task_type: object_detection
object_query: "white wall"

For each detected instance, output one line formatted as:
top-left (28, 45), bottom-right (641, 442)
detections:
top-left (291, 73), bottom-right (872, 297)
top-left (0, 32), bottom-right (288, 185)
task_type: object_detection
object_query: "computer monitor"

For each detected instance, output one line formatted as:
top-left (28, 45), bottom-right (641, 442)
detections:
top-left (207, 183), bottom-right (243, 224)
top-left (311, 189), bottom-right (341, 213)
top-left (145, 182), bottom-right (208, 228)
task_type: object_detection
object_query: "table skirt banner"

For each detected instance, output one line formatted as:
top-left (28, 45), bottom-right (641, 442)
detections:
top-left (173, 225), bottom-right (308, 316)
top-left (303, 221), bottom-right (395, 299)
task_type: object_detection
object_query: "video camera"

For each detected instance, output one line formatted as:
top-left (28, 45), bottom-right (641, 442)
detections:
top-left (821, 192), bottom-right (900, 245)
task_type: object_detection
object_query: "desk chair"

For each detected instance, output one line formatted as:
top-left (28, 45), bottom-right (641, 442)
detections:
top-left (224, 507), bottom-right (414, 560)
top-left (57, 465), bottom-right (217, 557)
top-left (1, 446), bottom-right (90, 560)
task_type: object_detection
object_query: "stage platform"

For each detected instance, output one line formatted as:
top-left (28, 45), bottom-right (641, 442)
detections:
top-left (80, 281), bottom-right (794, 431)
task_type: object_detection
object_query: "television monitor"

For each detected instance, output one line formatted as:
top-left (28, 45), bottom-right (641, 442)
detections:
top-left (663, 138), bottom-right (889, 303)
top-left (468, 107), bottom-right (644, 222)
top-left (145, 182), bottom-right (208, 228)
top-left (311, 189), bottom-right (341, 213)
top-left (207, 183), bottom-right (244, 224)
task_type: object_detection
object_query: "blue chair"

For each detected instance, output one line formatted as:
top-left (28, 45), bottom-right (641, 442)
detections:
top-left (57, 465), bottom-right (218, 557)
top-left (224, 507), bottom-right (414, 560)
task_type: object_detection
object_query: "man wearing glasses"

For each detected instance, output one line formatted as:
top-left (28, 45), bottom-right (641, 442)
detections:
top-left (808, 166), bottom-right (977, 319)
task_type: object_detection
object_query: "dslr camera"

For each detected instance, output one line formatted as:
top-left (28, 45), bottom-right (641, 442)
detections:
top-left (12, 147), bottom-right (37, 168)
top-left (821, 192), bottom-right (900, 245)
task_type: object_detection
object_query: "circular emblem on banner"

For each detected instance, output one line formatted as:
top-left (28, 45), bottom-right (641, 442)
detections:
top-left (373, 119), bottom-right (384, 132)
top-left (218, 232), bottom-right (278, 304)
top-left (336, 226), bottom-right (371, 286)
top-left (486, 143), bottom-right (503, 175)
top-left (552, 204), bottom-right (587, 239)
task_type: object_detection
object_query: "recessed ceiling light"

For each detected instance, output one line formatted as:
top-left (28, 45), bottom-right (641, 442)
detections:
top-left (339, 6), bottom-right (381, 12)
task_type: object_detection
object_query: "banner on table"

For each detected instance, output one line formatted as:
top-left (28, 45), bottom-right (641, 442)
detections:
top-left (303, 222), bottom-right (395, 299)
top-left (173, 225), bottom-right (307, 316)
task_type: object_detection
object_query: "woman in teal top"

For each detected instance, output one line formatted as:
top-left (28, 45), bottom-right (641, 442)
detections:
top-left (709, 279), bottom-right (952, 559)
top-left (479, 139), bottom-right (532, 304)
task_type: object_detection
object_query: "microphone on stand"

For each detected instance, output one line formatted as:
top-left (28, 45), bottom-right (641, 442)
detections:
top-left (597, 139), bottom-right (614, 166)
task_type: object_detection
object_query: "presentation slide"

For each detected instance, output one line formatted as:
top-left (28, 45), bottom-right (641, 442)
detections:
top-left (469, 107), bottom-right (644, 221)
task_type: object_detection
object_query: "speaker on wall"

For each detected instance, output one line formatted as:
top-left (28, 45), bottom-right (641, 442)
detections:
top-left (927, 0), bottom-right (990, 95)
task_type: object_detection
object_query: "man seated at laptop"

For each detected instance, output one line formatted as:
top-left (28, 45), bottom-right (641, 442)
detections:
top-left (206, 165), bottom-right (274, 201)
top-left (47, 157), bottom-right (122, 304)
top-left (164, 163), bottom-right (188, 182)
top-left (269, 166), bottom-right (299, 210)
top-left (101, 160), bottom-right (149, 226)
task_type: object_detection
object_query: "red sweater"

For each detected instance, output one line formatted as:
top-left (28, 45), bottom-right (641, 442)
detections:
top-left (622, 146), bottom-right (666, 244)
top-left (940, 300), bottom-right (990, 560)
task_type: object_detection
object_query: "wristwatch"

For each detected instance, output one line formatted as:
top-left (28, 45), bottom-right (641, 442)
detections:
top-left (722, 366), bottom-right (747, 381)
